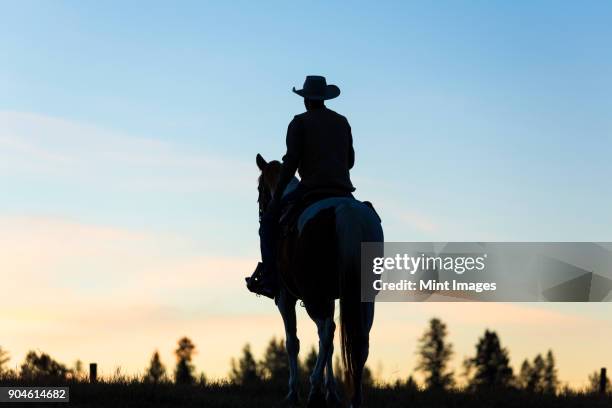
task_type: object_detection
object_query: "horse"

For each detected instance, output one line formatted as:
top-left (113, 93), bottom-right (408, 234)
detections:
top-left (255, 153), bottom-right (384, 408)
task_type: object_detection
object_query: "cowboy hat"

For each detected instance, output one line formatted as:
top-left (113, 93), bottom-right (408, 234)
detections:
top-left (292, 75), bottom-right (340, 100)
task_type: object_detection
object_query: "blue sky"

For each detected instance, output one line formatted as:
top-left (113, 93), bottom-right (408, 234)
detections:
top-left (1, 1), bottom-right (611, 385)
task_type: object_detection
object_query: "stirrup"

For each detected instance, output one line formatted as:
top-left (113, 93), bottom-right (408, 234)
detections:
top-left (245, 263), bottom-right (276, 299)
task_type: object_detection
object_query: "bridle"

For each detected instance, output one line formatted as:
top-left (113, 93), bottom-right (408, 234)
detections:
top-left (257, 174), bottom-right (271, 222)
top-left (257, 161), bottom-right (281, 221)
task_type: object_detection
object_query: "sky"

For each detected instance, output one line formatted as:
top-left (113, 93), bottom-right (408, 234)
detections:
top-left (1, 1), bottom-right (611, 388)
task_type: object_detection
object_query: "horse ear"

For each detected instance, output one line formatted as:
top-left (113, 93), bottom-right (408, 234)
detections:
top-left (256, 153), bottom-right (267, 170)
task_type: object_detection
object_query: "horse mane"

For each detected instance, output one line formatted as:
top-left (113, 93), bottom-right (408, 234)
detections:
top-left (257, 160), bottom-right (281, 219)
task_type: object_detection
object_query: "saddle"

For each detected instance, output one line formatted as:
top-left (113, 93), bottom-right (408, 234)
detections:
top-left (279, 188), bottom-right (353, 237)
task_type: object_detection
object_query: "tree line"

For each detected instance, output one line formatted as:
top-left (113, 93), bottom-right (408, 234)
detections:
top-left (416, 318), bottom-right (562, 392)
top-left (0, 318), bottom-right (608, 394)
top-left (0, 337), bottom-right (202, 385)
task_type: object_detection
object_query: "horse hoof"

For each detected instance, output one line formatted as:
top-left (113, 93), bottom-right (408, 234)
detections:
top-left (281, 391), bottom-right (300, 407)
top-left (325, 390), bottom-right (342, 408)
top-left (348, 399), bottom-right (362, 408)
top-left (307, 389), bottom-right (327, 408)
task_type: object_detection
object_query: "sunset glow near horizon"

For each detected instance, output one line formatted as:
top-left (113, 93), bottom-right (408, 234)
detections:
top-left (1, 1), bottom-right (611, 388)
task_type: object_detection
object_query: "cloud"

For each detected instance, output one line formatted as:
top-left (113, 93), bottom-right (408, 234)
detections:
top-left (407, 302), bottom-right (588, 327)
top-left (374, 198), bottom-right (440, 235)
top-left (0, 214), bottom-right (254, 309)
top-left (0, 214), bottom-right (266, 379)
top-left (0, 110), bottom-right (253, 193)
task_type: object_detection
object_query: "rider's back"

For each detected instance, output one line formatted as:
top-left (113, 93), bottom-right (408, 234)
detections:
top-left (286, 107), bottom-right (355, 192)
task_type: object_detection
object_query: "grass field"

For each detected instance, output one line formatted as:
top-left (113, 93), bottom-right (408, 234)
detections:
top-left (1, 379), bottom-right (611, 408)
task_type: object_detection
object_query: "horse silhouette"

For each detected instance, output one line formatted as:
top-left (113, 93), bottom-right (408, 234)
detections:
top-left (256, 154), bottom-right (383, 408)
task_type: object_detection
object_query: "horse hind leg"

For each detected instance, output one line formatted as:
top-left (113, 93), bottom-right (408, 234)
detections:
top-left (277, 288), bottom-right (300, 406)
top-left (350, 301), bottom-right (375, 408)
top-left (324, 327), bottom-right (342, 408)
top-left (307, 306), bottom-right (335, 408)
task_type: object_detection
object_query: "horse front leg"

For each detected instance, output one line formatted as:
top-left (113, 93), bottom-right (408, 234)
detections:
top-left (277, 288), bottom-right (300, 406)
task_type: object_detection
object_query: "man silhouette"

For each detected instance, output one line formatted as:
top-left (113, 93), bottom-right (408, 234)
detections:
top-left (247, 75), bottom-right (355, 299)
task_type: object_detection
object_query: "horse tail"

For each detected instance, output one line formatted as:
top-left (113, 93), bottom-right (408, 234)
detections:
top-left (336, 201), bottom-right (383, 392)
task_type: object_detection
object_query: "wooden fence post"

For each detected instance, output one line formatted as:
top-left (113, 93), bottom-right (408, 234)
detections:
top-left (600, 367), bottom-right (607, 395)
top-left (89, 363), bottom-right (97, 383)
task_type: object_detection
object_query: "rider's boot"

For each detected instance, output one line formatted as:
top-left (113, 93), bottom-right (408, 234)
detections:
top-left (246, 262), bottom-right (278, 299)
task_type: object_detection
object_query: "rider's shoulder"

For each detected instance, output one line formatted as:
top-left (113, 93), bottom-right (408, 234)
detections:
top-left (324, 108), bottom-right (349, 122)
top-left (292, 111), bottom-right (308, 121)
top-left (288, 113), bottom-right (306, 131)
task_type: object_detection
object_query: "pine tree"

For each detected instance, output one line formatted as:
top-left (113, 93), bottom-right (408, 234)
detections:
top-left (529, 354), bottom-right (545, 393)
top-left (146, 350), bottom-right (166, 383)
top-left (197, 372), bottom-right (207, 386)
top-left (302, 346), bottom-right (318, 375)
top-left (406, 375), bottom-right (418, 391)
top-left (415, 318), bottom-right (454, 390)
top-left (258, 337), bottom-right (288, 385)
top-left (465, 330), bottom-right (513, 389)
top-left (230, 344), bottom-right (260, 385)
top-left (517, 359), bottom-right (532, 390)
top-left (174, 337), bottom-right (196, 384)
top-left (299, 346), bottom-right (320, 387)
top-left (542, 350), bottom-right (558, 394)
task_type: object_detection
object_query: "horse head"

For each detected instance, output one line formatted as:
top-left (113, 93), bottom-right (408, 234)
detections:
top-left (256, 153), bottom-right (281, 217)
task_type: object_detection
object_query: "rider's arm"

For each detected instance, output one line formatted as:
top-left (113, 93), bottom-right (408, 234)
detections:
top-left (347, 121), bottom-right (355, 170)
top-left (273, 118), bottom-right (301, 203)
